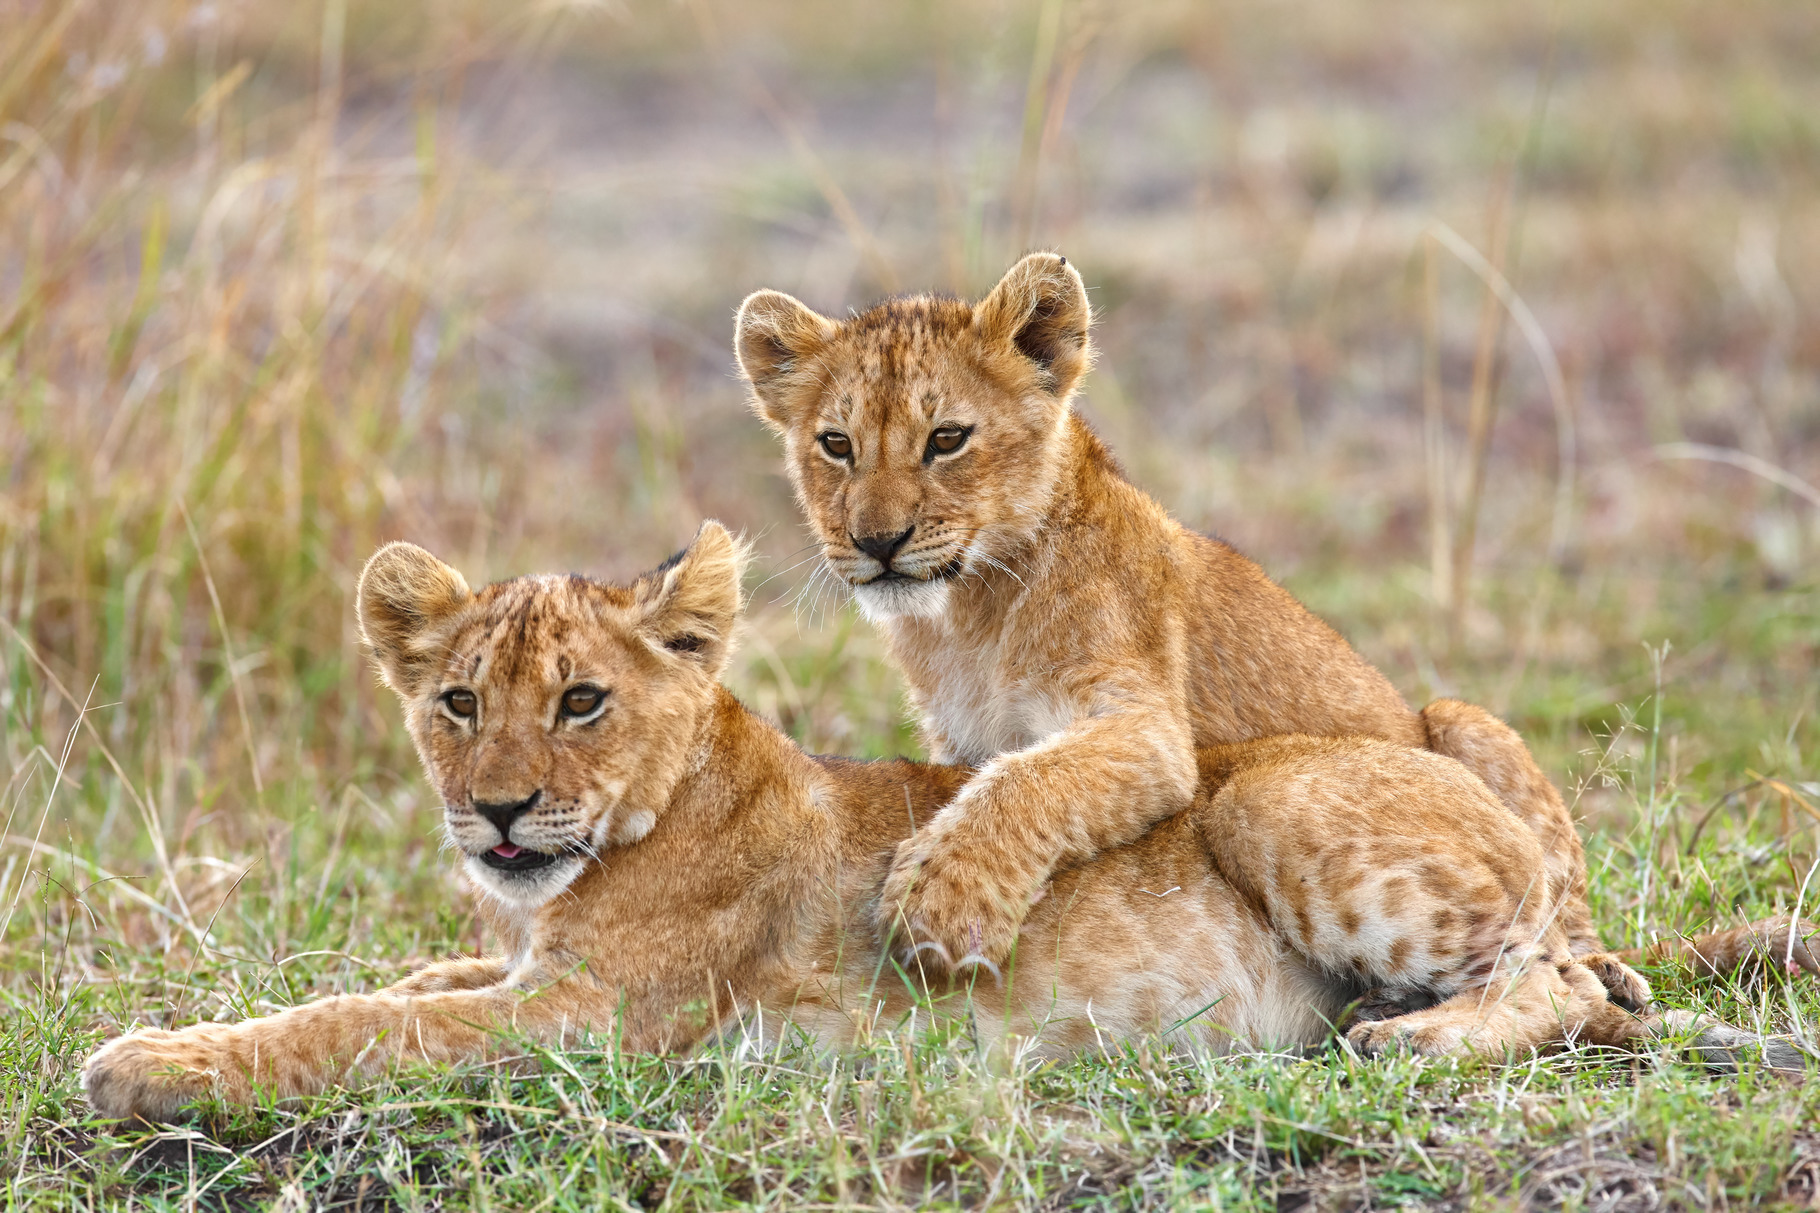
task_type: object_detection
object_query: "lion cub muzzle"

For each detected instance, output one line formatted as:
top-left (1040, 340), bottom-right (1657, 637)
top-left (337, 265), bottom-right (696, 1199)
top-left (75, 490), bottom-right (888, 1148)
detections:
top-left (448, 792), bottom-right (589, 902)
top-left (468, 792), bottom-right (563, 873)
top-left (841, 512), bottom-right (970, 621)
top-left (852, 526), bottom-right (914, 570)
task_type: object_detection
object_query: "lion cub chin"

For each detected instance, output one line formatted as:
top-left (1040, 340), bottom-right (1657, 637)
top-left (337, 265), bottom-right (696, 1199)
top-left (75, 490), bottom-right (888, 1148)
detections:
top-left (83, 527), bottom-right (1679, 1123)
top-left (852, 571), bottom-right (953, 623)
top-left (732, 254), bottom-right (1800, 1006)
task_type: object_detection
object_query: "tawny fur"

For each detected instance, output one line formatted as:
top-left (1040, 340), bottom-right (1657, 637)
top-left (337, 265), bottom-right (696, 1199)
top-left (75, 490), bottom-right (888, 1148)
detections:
top-left (734, 254), bottom-right (1807, 1002)
top-left (82, 531), bottom-right (1656, 1122)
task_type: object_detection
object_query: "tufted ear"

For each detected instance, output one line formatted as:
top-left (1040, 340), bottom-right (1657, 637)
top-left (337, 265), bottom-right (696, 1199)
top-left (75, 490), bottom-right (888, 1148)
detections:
top-left (358, 542), bottom-right (473, 694)
top-left (973, 252), bottom-right (1093, 398)
top-left (633, 521), bottom-right (748, 679)
top-left (734, 289), bottom-right (839, 427)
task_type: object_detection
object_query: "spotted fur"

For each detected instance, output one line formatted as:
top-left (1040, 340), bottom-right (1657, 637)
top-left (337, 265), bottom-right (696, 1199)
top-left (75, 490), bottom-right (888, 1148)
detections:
top-left (734, 253), bottom-right (1798, 1005)
top-left (82, 531), bottom-right (1664, 1121)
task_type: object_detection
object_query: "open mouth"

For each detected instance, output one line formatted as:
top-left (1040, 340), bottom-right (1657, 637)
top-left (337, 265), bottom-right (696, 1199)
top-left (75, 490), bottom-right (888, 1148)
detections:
top-left (477, 843), bottom-right (561, 873)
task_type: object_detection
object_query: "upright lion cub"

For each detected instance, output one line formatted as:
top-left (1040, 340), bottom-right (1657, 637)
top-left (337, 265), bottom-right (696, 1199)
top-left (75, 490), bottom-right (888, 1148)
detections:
top-left (733, 254), bottom-right (1805, 991)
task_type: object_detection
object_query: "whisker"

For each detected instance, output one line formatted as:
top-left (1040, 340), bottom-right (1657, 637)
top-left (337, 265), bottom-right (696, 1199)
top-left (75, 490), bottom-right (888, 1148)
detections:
top-left (818, 563), bottom-right (854, 627)
top-left (751, 543), bottom-right (828, 598)
top-left (974, 551), bottom-right (1026, 589)
top-left (795, 561), bottom-right (842, 632)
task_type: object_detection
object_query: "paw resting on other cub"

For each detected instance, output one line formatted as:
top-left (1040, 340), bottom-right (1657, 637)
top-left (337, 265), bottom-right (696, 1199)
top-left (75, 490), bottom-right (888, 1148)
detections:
top-left (735, 253), bottom-right (1804, 1001)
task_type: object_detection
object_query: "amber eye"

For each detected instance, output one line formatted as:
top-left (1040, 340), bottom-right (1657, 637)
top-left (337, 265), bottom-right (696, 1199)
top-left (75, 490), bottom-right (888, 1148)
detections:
top-left (561, 685), bottom-right (605, 718)
top-left (443, 689), bottom-right (477, 719)
top-left (926, 425), bottom-right (970, 459)
top-left (818, 431), bottom-right (852, 459)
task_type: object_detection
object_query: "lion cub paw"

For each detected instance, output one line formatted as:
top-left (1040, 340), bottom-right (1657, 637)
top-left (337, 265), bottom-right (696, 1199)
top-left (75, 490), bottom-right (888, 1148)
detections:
top-left (82, 1026), bottom-right (240, 1122)
top-left (1576, 952), bottom-right (1653, 1011)
top-left (1345, 1014), bottom-right (1472, 1059)
top-left (876, 829), bottom-right (1035, 977)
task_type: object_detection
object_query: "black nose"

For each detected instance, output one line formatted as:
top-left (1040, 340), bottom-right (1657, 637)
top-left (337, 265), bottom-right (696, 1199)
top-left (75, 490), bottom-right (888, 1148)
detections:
top-left (853, 527), bottom-right (914, 566)
top-left (473, 792), bottom-right (540, 840)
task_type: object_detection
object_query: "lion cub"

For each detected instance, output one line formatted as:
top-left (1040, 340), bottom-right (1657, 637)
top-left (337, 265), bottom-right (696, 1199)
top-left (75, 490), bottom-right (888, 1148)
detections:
top-left (735, 255), bottom-right (1810, 991)
top-left (84, 526), bottom-right (1651, 1122)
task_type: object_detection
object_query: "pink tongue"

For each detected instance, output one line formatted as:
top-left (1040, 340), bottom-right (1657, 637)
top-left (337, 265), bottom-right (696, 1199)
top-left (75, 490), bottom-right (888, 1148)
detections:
top-left (491, 843), bottom-right (523, 859)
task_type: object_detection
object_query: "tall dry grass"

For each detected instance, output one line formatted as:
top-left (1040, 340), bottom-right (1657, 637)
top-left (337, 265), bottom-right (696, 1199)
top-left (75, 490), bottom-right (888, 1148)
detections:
top-left (0, 1), bottom-right (523, 956)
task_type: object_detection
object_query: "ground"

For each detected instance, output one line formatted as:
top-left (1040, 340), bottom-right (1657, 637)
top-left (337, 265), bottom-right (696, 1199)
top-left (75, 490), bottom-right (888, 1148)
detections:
top-left (2, 0), bottom-right (1818, 1207)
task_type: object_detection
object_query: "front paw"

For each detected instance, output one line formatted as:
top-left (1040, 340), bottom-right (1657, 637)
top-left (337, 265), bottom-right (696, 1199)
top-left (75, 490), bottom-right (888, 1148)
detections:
top-left (875, 830), bottom-right (1032, 976)
top-left (1346, 1012), bottom-right (1472, 1058)
top-left (82, 1025), bottom-right (242, 1122)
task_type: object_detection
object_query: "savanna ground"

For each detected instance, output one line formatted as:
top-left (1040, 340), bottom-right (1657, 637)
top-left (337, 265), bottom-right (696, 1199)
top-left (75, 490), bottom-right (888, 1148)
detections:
top-left (3, 0), bottom-right (1819, 1207)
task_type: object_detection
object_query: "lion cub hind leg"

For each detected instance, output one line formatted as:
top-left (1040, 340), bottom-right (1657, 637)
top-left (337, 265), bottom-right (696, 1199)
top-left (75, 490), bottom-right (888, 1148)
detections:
top-left (1418, 699), bottom-right (1653, 1011)
top-left (1198, 738), bottom-right (1588, 1058)
top-left (379, 957), bottom-right (511, 996)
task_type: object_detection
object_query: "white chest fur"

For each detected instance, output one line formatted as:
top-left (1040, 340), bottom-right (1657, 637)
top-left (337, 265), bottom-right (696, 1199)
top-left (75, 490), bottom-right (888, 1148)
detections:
top-left (891, 622), bottom-right (1081, 765)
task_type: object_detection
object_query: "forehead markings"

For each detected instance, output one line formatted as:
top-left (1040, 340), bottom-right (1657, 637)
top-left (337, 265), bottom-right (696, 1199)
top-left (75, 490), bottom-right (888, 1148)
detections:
top-left (822, 299), bottom-right (977, 455)
top-left (816, 388), bottom-right (855, 432)
top-left (870, 395), bottom-right (906, 462)
top-left (448, 577), bottom-right (638, 692)
top-left (471, 588), bottom-right (536, 685)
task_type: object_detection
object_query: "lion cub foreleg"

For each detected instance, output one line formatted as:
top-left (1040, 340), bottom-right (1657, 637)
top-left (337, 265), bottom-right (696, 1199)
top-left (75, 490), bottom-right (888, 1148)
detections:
top-left (379, 957), bottom-right (512, 995)
top-left (82, 975), bottom-right (603, 1122)
top-left (880, 706), bottom-right (1197, 969)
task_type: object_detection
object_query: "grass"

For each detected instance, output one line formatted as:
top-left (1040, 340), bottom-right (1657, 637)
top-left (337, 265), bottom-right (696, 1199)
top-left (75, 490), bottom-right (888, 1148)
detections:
top-left (3, 0), bottom-right (1819, 1207)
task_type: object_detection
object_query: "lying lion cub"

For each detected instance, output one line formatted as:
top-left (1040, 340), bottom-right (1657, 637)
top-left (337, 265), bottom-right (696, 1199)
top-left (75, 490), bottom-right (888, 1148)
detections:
top-left (84, 526), bottom-right (1653, 1121)
top-left (734, 254), bottom-right (1814, 994)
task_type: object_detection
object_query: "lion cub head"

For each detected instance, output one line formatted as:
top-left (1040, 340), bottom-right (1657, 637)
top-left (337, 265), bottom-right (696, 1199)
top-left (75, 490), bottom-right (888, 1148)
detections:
top-left (357, 524), bottom-right (746, 907)
top-left (735, 253), bottom-right (1092, 621)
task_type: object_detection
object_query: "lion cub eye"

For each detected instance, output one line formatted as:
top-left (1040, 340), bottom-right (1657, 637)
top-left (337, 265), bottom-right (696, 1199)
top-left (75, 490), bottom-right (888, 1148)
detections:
top-left (561, 685), bottom-right (606, 719)
top-left (443, 689), bottom-right (478, 719)
top-left (926, 425), bottom-right (970, 459)
top-left (818, 431), bottom-right (852, 460)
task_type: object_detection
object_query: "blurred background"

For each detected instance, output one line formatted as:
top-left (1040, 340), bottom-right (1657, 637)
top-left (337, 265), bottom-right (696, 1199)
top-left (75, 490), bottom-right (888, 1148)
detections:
top-left (1, 0), bottom-right (1815, 989)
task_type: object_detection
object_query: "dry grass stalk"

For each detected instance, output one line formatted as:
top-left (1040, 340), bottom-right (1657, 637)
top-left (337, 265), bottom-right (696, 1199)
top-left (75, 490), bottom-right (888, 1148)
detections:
top-left (1422, 232), bottom-right (1453, 612)
top-left (685, 0), bottom-right (900, 294)
top-left (0, 0), bottom-right (498, 930)
top-left (1447, 166), bottom-right (1512, 645)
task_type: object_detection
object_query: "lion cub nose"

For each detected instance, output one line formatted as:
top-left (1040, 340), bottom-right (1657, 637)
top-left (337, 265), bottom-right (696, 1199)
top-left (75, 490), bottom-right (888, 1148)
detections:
top-left (853, 527), bottom-right (914, 567)
top-left (473, 792), bottom-right (541, 841)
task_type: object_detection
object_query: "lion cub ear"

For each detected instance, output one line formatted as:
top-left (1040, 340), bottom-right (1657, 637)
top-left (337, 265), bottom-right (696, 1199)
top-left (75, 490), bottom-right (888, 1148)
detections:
top-left (358, 542), bottom-right (474, 694)
top-left (633, 521), bottom-right (748, 679)
top-left (735, 290), bottom-right (839, 428)
top-left (973, 252), bottom-right (1093, 399)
